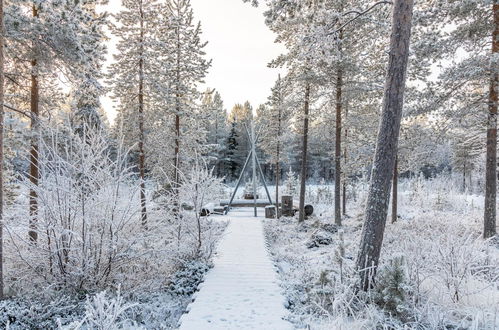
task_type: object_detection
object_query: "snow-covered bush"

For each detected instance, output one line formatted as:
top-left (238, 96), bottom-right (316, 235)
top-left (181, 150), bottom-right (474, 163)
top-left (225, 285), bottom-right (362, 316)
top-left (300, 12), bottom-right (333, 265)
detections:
top-left (265, 175), bottom-right (499, 329)
top-left (4, 123), bottom-right (172, 294)
top-left (372, 256), bottom-right (412, 320)
top-left (282, 167), bottom-right (299, 196)
top-left (64, 289), bottom-right (138, 330)
top-left (161, 158), bottom-right (227, 258)
top-left (168, 260), bottom-right (211, 296)
top-left (1, 122), bottom-right (227, 327)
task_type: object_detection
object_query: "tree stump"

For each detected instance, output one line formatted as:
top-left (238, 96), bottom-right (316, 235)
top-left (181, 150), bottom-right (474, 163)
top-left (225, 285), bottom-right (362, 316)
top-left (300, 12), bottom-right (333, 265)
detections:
top-left (305, 204), bottom-right (314, 217)
top-left (282, 195), bottom-right (293, 216)
top-left (265, 205), bottom-right (276, 219)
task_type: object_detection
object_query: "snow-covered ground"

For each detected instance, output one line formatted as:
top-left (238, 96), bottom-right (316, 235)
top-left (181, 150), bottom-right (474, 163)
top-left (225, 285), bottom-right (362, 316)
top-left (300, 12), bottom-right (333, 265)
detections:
top-left (179, 209), bottom-right (292, 330)
top-left (264, 176), bottom-right (499, 329)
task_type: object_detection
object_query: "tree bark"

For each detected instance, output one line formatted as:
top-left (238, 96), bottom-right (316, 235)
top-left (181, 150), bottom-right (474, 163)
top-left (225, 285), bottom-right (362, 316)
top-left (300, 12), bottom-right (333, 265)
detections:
top-left (355, 0), bottom-right (414, 291)
top-left (343, 102), bottom-right (348, 215)
top-left (275, 76), bottom-right (282, 219)
top-left (29, 3), bottom-right (39, 242)
top-left (0, 0), bottom-right (4, 299)
top-left (335, 32), bottom-right (343, 226)
top-left (298, 82), bottom-right (311, 222)
top-left (463, 164), bottom-right (466, 192)
top-left (173, 20), bottom-right (181, 204)
top-left (391, 154), bottom-right (398, 223)
top-left (138, 0), bottom-right (147, 227)
top-left (484, 0), bottom-right (498, 239)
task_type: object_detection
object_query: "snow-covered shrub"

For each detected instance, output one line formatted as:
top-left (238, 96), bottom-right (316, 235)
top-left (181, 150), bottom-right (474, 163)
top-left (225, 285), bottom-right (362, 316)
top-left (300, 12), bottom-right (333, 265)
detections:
top-left (0, 294), bottom-right (84, 329)
top-left (373, 256), bottom-right (412, 320)
top-left (305, 232), bottom-right (333, 249)
top-left (65, 289), bottom-right (138, 330)
top-left (282, 167), bottom-right (299, 196)
top-left (314, 183), bottom-right (333, 205)
top-left (168, 260), bottom-right (211, 296)
top-left (172, 158), bottom-right (226, 257)
top-left (4, 123), bottom-right (171, 294)
top-left (265, 174), bottom-right (499, 329)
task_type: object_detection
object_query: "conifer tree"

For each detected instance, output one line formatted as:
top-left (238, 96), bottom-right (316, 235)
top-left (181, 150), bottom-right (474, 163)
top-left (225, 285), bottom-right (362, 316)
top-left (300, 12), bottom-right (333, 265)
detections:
top-left (5, 0), bottom-right (109, 241)
top-left (0, 0), bottom-right (4, 299)
top-left (160, 0), bottom-right (210, 191)
top-left (109, 0), bottom-right (161, 225)
top-left (260, 75), bottom-right (292, 215)
top-left (356, 0), bottom-right (414, 291)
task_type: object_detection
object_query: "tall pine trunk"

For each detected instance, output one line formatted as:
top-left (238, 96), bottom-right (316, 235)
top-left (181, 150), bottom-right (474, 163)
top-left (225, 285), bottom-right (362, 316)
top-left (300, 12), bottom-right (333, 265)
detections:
top-left (391, 154), bottom-right (398, 223)
top-left (355, 0), bottom-right (414, 291)
top-left (0, 0), bottom-right (4, 299)
top-left (29, 4), bottom-right (39, 242)
top-left (138, 0), bottom-right (147, 227)
top-left (343, 103), bottom-right (348, 215)
top-left (484, 0), bottom-right (498, 239)
top-left (173, 23), bottom-right (181, 202)
top-left (298, 82), bottom-right (311, 222)
top-left (276, 75), bottom-right (282, 219)
top-left (335, 33), bottom-right (343, 225)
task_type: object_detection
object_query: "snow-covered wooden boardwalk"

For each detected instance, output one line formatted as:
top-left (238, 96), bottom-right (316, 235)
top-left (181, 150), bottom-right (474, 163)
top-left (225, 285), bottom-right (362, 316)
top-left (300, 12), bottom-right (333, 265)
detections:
top-left (178, 209), bottom-right (292, 330)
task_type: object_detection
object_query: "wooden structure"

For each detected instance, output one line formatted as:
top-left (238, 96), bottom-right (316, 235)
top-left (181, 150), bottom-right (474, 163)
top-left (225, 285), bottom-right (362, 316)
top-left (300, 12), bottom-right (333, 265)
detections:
top-left (226, 122), bottom-right (272, 216)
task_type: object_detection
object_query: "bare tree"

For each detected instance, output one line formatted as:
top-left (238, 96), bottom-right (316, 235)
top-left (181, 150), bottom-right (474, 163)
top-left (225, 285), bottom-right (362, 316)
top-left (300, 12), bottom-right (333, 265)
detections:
top-left (484, 0), bottom-right (498, 239)
top-left (355, 0), bottom-right (414, 291)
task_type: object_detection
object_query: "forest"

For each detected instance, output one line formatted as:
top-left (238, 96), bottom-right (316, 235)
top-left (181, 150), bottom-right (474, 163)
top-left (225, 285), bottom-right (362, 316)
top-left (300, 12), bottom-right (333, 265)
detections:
top-left (0, 0), bottom-right (497, 329)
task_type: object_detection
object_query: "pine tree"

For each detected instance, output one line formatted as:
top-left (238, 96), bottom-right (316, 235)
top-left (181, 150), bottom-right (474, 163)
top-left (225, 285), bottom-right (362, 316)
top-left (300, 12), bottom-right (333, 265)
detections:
top-left (0, 0), bottom-right (4, 299)
top-left (4, 0), bottom-right (110, 241)
top-left (225, 120), bottom-right (240, 181)
top-left (201, 89), bottom-right (228, 177)
top-left (159, 0), bottom-right (211, 192)
top-left (229, 102), bottom-right (253, 176)
top-left (356, 0), bottom-right (414, 291)
top-left (260, 75), bottom-right (292, 215)
top-left (414, 0), bottom-right (498, 238)
top-left (109, 0), bottom-right (161, 226)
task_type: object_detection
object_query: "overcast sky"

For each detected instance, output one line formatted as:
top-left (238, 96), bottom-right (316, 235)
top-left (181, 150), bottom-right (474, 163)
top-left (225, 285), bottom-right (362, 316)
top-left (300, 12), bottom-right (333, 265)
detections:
top-left (101, 0), bottom-right (285, 123)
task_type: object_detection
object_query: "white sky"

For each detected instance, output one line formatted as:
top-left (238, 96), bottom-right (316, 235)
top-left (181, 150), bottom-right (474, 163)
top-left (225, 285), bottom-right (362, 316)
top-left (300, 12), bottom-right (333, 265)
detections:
top-left (100, 0), bottom-right (285, 123)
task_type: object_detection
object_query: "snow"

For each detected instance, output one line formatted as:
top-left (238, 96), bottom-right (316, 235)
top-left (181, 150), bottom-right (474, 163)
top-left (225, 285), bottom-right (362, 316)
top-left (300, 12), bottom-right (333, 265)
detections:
top-left (179, 209), bottom-right (292, 330)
